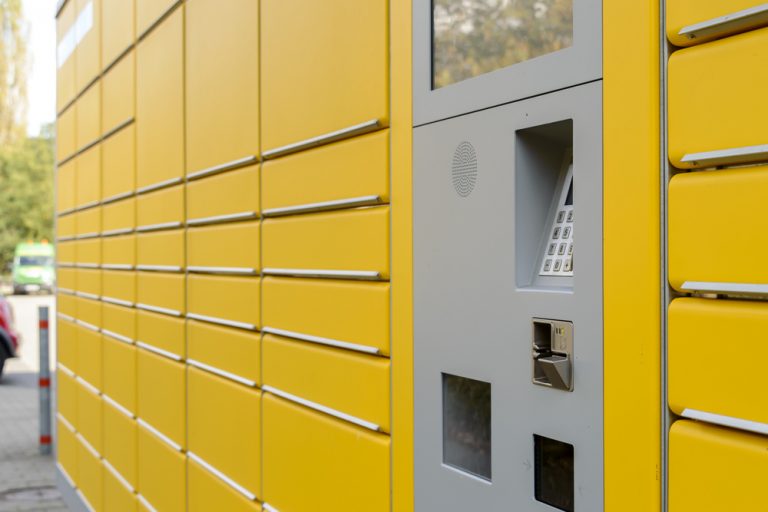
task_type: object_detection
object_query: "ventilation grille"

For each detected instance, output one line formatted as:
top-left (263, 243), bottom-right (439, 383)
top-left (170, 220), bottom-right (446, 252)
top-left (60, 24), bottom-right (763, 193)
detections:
top-left (451, 141), bottom-right (478, 197)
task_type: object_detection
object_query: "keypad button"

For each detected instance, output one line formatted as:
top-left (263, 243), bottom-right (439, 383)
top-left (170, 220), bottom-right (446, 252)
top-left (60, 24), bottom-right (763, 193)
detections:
top-left (558, 243), bottom-right (567, 255)
top-left (552, 227), bottom-right (561, 239)
top-left (564, 258), bottom-right (572, 272)
top-left (553, 260), bottom-right (562, 271)
top-left (548, 243), bottom-right (557, 256)
top-left (562, 226), bottom-right (571, 239)
top-left (568, 243), bottom-right (573, 255)
top-left (544, 259), bottom-right (552, 272)
top-left (567, 210), bottom-right (574, 222)
top-left (557, 210), bottom-right (565, 223)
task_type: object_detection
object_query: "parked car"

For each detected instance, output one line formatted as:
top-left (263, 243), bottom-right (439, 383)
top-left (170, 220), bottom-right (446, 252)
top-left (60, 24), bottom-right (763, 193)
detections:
top-left (12, 241), bottom-right (55, 295)
top-left (0, 294), bottom-right (19, 377)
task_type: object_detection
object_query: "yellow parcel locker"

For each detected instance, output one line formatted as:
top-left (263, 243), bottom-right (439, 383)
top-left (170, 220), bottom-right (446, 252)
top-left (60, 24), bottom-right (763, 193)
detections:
top-left (262, 394), bottom-right (390, 512)
top-left (58, 318), bottom-right (78, 371)
top-left (57, 106), bottom-right (76, 162)
top-left (187, 222), bottom-right (259, 271)
top-left (76, 433), bottom-right (104, 512)
top-left (103, 235), bottom-right (136, 268)
top-left (136, 0), bottom-right (176, 37)
top-left (136, 230), bottom-right (185, 270)
top-left (102, 270), bottom-right (136, 304)
top-left (76, 380), bottom-right (103, 452)
top-left (137, 348), bottom-right (186, 448)
top-left (669, 28), bottom-right (768, 168)
top-left (186, 165), bottom-right (260, 224)
top-left (57, 369), bottom-right (78, 423)
top-left (76, 83), bottom-right (101, 151)
top-left (263, 206), bottom-right (389, 278)
top-left (188, 458), bottom-right (263, 512)
top-left (262, 130), bottom-right (390, 213)
top-left (103, 400), bottom-right (138, 488)
top-left (56, 1), bottom-right (77, 111)
top-left (669, 298), bottom-right (768, 424)
top-left (136, 185), bottom-right (184, 230)
top-left (670, 420), bottom-right (768, 510)
top-left (57, 417), bottom-right (79, 483)
top-left (77, 324), bottom-right (102, 388)
top-left (188, 367), bottom-right (261, 498)
top-left (57, 160), bottom-right (76, 213)
top-left (76, 145), bottom-right (101, 209)
top-left (261, 0), bottom-right (389, 151)
top-left (102, 335), bottom-right (137, 414)
top-left (187, 275), bottom-right (260, 330)
top-left (57, 214), bottom-right (76, 240)
top-left (263, 333), bottom-right (390, 432)
top-left (76, 296), bottom-right (102, 327)
top-left (136, 309), bottom-right (185, 359)
top-left (187, 320), bottom-right (260, 386)
top-left (76, 269), bottom-right (102, 297)
top-left (185, 0), bottom-right (259, 175)
top-left (102, 197), bottom-right (136, 234)
top-left (58, 268), bottom-right (77, 292)
top-left (103, 459), bottom-right (139, 512)
top-left (136, 7), bottom-right (184, 190)
top-left (262, 277), bottom-right (390, 355)
top-left (102, 127), bottom-right (136, 202)
top-left (101, 0), bottom-right (134, 68)
top-left (102, 50), bottom-right (135, 136)
top-left (102, 302), bottom-right (137, 341)
top-left (136, 272), bottom-right (185, 316)
top-left (57, 240), bottom-right (76, 265)
top-left (669, 166), bottom-right (768, 290)
top-left (75, 238), bottom-right (101, 266)
top-left (75, 207), bottom-right (101, 237)
top-left (666, 0), bottom-right (768, 47)
top-left (137, 425), bottom-right (186, 512)
top-left (58, 292), bottom-right (77, 317)
top-left (75, 0), bottom-right (101, 94)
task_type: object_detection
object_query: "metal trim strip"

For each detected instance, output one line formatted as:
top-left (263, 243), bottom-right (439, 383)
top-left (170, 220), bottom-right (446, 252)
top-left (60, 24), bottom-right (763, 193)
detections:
top-left (186, 155), bottom-right (258, 181)
top-left (75, 263), bottom-right (99, 269)
top-left (101, 296), bottom-right (134, 308)
top-left (137, 494), bottom-right (159, 512)
top-left (187, 452), bottom-right (258, 501)
top-left (135, 221), bottom-right (182, 232)
top-left (75, 319), bottom-right (100, 332)
top-left (101, 191), bottom-right (134, 205)
top-left (261, 119), bottom-right (382, 159)
top-left (678, 4), bottom-right (768, 41)
top-left (186, 266), bottom-right (258, 275)
top-left (101, 263), bottom-right (133, 270)
top-left (75, 232), bottom-right (99, 240)
top-left (57, 363), bottom-right (76, 377)
top-left (57, 462), bottom-right (76, 488)
top-left (137, 419), bottom-right (183, 452)
top-left (136, 341), bottom-right (183, 362)
top-left (103, 459), bottom-right (135, 494)
top-left (101, 329), bottom-right (134, 345)
top-left (186, 211), bottom-right (258, 226)
top-left (261, 326), bottom-right (380, 355)
top-left (135, 303), bottom-right (183, 317)
top-left (186, 313), bottom-right (256, 331)
top-left (101, 117), bottom-right (134, 142)
top-left (102, 394), bottom-right (135, 419)
top-left (76, 489), bottom-right (96, 512)
top-left (681, 408), bottom-right (768, 436)
top-left (262, 268), bottom-right (381, 280)
top-left (187, 359), bottom-right (257, 388)
top-left (57, 312), bottom-right (75, 322)
top-left (75, 291), bottom-right (100, 300)
top-left (75, 433), bottom-right (101, 459)
top-left (101, 227), bottom-right (133, 237)
top-left (57, 412), bottom-right (76, 432)
top-left (681, 281), bottom-right (768, 296)
top-left (75, 376), bottom-right (100, 395)
top-left (262, 195), bottom-right (382, 217)
top-left (681, 144), bottom-right (768, 168)
top-left (135, 177), bottom-right (183, 195)
top-left (135, 264), bottom-right (183, 272)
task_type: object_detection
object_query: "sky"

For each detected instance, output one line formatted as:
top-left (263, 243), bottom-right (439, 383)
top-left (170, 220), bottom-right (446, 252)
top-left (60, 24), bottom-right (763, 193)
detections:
top-left (22, 0), bottom-right (57, 137)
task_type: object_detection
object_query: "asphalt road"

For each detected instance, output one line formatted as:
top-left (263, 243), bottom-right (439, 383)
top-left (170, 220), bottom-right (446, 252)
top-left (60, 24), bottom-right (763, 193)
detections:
top-left (6, 295), bottom-right (56, 373)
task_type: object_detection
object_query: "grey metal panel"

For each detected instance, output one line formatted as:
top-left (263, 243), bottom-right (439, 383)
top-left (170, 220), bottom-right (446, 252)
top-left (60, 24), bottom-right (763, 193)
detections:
top-left (413, 0), bottom-right (603, 126)
top-left (414, 82), bottom-right (603, 511)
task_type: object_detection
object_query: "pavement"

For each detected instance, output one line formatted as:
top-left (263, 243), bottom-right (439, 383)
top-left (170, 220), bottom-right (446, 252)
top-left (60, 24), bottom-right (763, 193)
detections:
top-left (0, 294), bottom-right (66, 511)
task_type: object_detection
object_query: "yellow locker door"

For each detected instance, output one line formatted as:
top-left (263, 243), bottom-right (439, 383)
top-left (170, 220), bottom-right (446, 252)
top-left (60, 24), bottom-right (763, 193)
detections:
top-left (75, 0), bottom-right (101, 94)
top-left (136, 348), bottom-right (186, 449)
top-left (187, 275), bottom-right (260, 330)
top-left (103, 401), bottom-right (138, 489)
top-left (102, 128), bottom-right (136, 202)
top-left (101, 0), bottom-right (135, 68)
top-left (57, 106), bottom-right (76, 163)
top-left (137, 424), bottom-right (186, 512)
top-left (56, 1), bottom-right (77, 111)
top-left (667, 0), bottom-right (768, 46)
top-left (136, 0), bottom-right (176, 37)
top-left (102, 49), bottom-right (135, 137)
top-left (75, 145), bottom-right (101, 209)
top-left (76, 82), bottom-right (101, 151)
top-left (187, 320), bottom-right (260, 387)
top-left (102, 334), bottom-right (137, 414)
top-left (188, 458), bottom-right (263, 512)
top-left (186, 166), bottom-right (260, 225)
top-left (103, 460), bottom-right (139, 512)
top-left (57, 160), bottom-right (76, 214)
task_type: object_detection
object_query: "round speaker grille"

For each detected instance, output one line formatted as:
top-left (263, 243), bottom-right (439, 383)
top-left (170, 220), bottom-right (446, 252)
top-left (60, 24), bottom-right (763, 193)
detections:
top-left (451, 141), bottom-right (478, 197)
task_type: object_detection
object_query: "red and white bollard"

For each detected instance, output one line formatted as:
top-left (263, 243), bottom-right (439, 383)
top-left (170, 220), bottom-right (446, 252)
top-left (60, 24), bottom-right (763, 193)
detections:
top-left (38, 306), bottom-right (51, 455)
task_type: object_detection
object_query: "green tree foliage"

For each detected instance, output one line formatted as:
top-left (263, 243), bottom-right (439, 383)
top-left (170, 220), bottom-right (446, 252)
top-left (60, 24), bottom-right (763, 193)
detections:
top-left (0, 130), bottom-right (55, 268)
top-left (0, 0), bottom-right (27, 144)
top-left (433, 0), bottom-right (573, 88)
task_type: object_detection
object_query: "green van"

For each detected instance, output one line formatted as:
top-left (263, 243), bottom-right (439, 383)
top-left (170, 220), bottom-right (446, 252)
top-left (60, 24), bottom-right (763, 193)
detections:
top-left (12, 242), bottom-right (55, 295)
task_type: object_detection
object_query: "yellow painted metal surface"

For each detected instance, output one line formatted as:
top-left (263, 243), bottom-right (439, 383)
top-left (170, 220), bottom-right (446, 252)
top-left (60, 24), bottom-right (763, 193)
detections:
top-left (57, 418), bottom-right (79, 481)
top-left (57, 240), bottom-right (76, 265)
top-left (604, 0), bottom-right (661, 510)
top-left (669, 166), bottom-right (767, 289)
top-left (263, 207), bottom-right (390, 278)
top-left (102, 270), bottom-right (136, 303)
top-left (102, 197), bottom-right (135, 232)
top-left (262, 131), bottom-right (390, 211)
top-left (185, 0), bottom-right (259, 174)
top-left (58, 291), bottom-right (77, 315)
top-left (136, 185), bottom-right (184, 228)
top-left (75, 208), bottom-right (100, 236)
top-left (57, 214), bottom-right (76, 239)
top-left (667, 0), bottom-right (767, 46)
top-left (75, 146), bottom-right (101, 208)
top-left (136, 309), bottom-right (185, 358)
top-left (136, 230), bottom-right (185, 268)
top-left (186, 320), bottom-right (260, 385)
top-left (261, 0), bottom-right (389, 151)
top-left (75, 0), bottom-right (101, 93)
top-left (137, 425), bottom-right (186, 512)
top-left (670, 420), bottom-right (768, 510)
top-left (186, 222), bottom-right (260, 270)
top-left (102, 127), bottom-right (136, 200)
top-left (102, 50), bottom-right (135, 135)
top-left (103, 401), bottom-right (138, 487)
top-left (57, 107), bottom-right (76, 162)
top-left (75, 297), bottom-right (101, 328)
top-left (75, 238), bottom-right (101, 266)
top-left (76, 269), bottom-right (101, 297)
top-left (669, 28), bottom-right (768, 168)
top-left (101, 303), bottom-right (136, 341)
top-left (187, 275), bottom-right (260, 328)
top-left (76, 382), bottom-right (103, 451)
top-left (669, 298), bottom-right (768, 423)
top-left (262, 394), bottom-right (391, 511)
top-left (136, 6), bottom-right (184, 189)
top-left (57, 370), bottom-right (78, 422)
top-left (263, 277), bottom-right (390, 355)
top-left (102, 335), bottom-right (137, 413)
top-left (263, 333), bottom-right (391, 432)
top-left (188, 458), bottom-right (263, 512)
top-left (136, 349), bottom-right (186, 447)
top-left (57, 161), bottom-right (76, 213)
top-left (102, 235), bottom-right (135, 267)
top-left (76, 84), bottom-right (101, 150)
top-left (102, 460), bottom-right (138, 512)
top-left (77, 326), bottom-right (102, 388)
top-left (135, 0), bottom-right (176, 37)
top-left (186, 165), bottom-right (260, 222)
top-left (101, 0), bottom-right (134, 69)
top-left (187, 367), bottom-right (261, 497)
top-left (56, 1), bottom-right (77, 111)
top-left (57, 319), bottom-right (78, 370)
top-left (76, 434), bottom-right (103, 511)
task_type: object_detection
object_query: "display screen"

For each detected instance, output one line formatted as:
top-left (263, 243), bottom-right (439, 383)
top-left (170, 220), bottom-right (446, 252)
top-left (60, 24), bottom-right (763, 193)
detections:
top-left (432, 0), bottom-right (573, 89)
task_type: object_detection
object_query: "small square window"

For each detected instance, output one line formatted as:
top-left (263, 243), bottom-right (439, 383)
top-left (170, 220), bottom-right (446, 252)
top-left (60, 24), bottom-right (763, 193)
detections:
top-left (534, 435), bottom-right (574, 511)
top-left (442, 373), bottom-right (492, 480)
